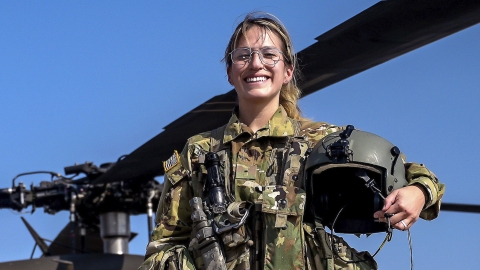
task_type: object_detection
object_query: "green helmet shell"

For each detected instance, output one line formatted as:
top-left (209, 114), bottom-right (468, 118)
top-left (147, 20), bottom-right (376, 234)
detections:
top-left (306, 128), bottom-right (407, 192)
top-left (305, 127), bottom-right (407, 234)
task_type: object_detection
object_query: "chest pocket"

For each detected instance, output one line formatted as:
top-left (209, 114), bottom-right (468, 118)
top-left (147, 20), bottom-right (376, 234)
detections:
top-left (260, 185), bottom-right (306, 228)
top-left (260, 185), bottom-right (307, 269)
top-left (279, 137), bottom-right (314, 187)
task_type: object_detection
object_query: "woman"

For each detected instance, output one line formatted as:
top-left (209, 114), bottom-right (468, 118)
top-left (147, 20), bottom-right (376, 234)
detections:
top-left (139, 12), bottom-right (444, 270)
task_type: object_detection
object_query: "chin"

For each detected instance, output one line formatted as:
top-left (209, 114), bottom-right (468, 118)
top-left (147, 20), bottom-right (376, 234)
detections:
top-left (239, 94), bottom-right (279, 106)
top-left (241, 88), bottom-right (278, 98)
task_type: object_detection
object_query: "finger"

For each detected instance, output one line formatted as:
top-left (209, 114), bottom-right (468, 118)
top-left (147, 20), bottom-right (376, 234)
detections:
top-left (374, 211), bottom-right (399, 224)
top-left (382, 189), bottom-right (399, 211)
top-left (394, 220), bottom-right (409, 231)
top-left (389, 210), bottom-right (409, 225)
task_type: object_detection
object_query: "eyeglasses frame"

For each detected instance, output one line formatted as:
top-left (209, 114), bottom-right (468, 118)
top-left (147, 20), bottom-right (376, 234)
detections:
top-left (229, 47), bottom-right (287, 67)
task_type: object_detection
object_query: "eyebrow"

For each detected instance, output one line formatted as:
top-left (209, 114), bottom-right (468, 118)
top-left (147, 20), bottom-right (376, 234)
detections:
top-left (235, 46), bottom-right (280, 50)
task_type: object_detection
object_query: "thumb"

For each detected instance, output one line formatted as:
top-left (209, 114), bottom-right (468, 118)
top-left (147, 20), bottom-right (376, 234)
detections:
top-left (373, 210), bottom-right (384, 219)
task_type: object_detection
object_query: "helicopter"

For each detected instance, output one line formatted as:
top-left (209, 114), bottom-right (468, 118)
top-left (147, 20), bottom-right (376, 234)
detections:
top-left (1, 0), bottom-right (479, 269)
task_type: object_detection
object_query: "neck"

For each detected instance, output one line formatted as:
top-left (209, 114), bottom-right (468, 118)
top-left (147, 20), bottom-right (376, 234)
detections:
top-left (238, 99), bottom-right (279, 133)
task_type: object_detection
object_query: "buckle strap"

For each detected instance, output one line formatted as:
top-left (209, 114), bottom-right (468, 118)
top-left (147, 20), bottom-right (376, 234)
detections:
top-left (213, 201), bottom-right (250, 234)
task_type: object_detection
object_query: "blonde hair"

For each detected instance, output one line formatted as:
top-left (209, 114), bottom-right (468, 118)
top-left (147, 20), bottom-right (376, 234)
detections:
top-left (223, 12), bottom-right (303, 120)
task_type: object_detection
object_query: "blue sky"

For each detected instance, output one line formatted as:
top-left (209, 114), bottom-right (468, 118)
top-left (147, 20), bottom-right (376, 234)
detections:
top-left (1, 1), bottom-right (479, 269)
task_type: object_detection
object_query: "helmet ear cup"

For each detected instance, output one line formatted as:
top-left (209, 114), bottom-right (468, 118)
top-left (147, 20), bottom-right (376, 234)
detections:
top-left (373, 192), bottom-right (383, 213)
top-left (314, 191), bottom-right (340, 223)
top-left (318, 193), bottom-right (330, 216)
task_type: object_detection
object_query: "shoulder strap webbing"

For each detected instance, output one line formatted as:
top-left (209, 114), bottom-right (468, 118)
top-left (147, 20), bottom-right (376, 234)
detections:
top-left (209, 124), bottom-right (235, 201)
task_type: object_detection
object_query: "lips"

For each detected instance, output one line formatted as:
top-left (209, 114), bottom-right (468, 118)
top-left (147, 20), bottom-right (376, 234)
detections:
top-left (245, 76), bottom-right (268, 82)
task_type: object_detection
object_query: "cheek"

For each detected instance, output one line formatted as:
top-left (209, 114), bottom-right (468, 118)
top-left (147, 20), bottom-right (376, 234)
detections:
top-left (228, 66), bottom-right (240, 78)
top-left (230, 67), bottom-right (247, 83)
top-left (227, 67), bottom-right (237, 84)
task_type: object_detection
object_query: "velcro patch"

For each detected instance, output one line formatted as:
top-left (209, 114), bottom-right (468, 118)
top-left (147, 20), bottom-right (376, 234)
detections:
top-left (163, 150), bottom-right (180, 173)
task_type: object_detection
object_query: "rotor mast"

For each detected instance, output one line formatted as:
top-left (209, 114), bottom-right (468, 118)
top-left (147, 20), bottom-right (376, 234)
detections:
top-left (100, 212), bottom-right (130, 254)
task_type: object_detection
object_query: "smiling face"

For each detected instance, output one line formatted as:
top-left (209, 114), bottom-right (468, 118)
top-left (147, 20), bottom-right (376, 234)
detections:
top-left (227, 26), bottom-right (293, 108)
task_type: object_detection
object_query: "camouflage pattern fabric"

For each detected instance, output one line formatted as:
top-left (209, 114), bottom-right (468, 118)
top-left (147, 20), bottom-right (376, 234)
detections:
top-left (140, 245), bottom-right (196, 270)
top-left (138, 105), bottom-right (445, 270)
top-left (405, 163), bottom-right (445, 220)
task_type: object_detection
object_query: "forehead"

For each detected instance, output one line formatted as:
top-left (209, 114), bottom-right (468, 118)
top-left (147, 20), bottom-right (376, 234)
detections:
top-left (236, 25), bottom-right (284, 49)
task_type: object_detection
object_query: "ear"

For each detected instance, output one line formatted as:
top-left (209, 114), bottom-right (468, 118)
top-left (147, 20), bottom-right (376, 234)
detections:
top-left (283, 64), bottom-right (294, 84)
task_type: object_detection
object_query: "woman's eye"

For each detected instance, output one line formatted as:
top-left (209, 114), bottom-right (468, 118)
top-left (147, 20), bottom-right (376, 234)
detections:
top-left (263, 53), bottom-right (276, 59)
top-left (261, 49), bottom-right (279, 59)
top-left (238, 54), bottom-right (250, 60)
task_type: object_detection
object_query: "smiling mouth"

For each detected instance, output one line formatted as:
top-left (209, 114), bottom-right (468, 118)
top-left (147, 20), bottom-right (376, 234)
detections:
top-left (245, 76), bottom-right (268, 82)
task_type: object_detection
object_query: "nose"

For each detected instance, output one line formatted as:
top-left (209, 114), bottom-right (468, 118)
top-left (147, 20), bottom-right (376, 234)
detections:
top-left (249, 51), bottom-right (265, 69)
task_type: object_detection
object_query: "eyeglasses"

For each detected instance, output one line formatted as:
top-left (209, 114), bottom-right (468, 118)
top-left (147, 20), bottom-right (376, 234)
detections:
top-left (229, 47), bottom-right (285, 67)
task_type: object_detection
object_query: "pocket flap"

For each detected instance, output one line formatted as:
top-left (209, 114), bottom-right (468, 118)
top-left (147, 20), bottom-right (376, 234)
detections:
top-left (261, 185), bottom-right (306, 216)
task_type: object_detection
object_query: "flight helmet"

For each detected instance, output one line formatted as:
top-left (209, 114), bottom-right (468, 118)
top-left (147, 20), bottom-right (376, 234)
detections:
top-left (304, 125), bottom-right (407, 234)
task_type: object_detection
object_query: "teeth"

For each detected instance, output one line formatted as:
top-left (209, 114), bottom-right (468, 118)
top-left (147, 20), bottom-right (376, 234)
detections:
top-left (246, 76), bottom-right (267, 82)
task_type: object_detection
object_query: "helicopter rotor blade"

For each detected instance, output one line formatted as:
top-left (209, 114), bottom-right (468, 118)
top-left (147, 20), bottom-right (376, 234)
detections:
top-left (441, 202), bottom-right (480, 214)
top-left (297, 0), bottom-right (480, 97)
top-left (93, 92), bottom-right (236, 184)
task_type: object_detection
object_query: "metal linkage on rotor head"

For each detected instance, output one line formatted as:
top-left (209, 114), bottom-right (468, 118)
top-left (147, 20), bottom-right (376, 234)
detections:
top-left (1, 161), bottom-right (163, 256)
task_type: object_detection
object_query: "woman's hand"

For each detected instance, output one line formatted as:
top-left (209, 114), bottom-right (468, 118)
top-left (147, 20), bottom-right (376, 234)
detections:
top-left (373, 184), bottom-right (427, 231)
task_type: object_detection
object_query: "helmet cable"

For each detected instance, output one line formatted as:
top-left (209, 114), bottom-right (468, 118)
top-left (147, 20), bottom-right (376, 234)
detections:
top-left (326, 204), bottom-right (392, 265)
top-left (358, 167), bottom-right (415, 270)
top-left (358, 168), bottom-right (415, 270)
top-left (324, 170), bottom-right (415, 269)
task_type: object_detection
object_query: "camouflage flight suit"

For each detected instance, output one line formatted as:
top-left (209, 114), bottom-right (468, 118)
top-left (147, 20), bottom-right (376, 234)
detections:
top-left (139, 106), bottom-right (445, 270)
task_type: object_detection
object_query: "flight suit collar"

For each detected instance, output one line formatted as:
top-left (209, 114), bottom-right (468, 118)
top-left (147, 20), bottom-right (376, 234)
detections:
top-left (223, 105), bottom-right (295, 144)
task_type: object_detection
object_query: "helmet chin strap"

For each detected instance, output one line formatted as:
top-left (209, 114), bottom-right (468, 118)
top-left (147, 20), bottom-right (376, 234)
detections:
top-left (326, 200), bottom-right (393, 265)
top-left (356, 169), bottom-right (386, 201)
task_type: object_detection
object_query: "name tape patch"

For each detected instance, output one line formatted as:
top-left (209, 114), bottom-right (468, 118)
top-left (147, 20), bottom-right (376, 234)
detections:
top-left (163, 150), bottom-right (180, 172)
